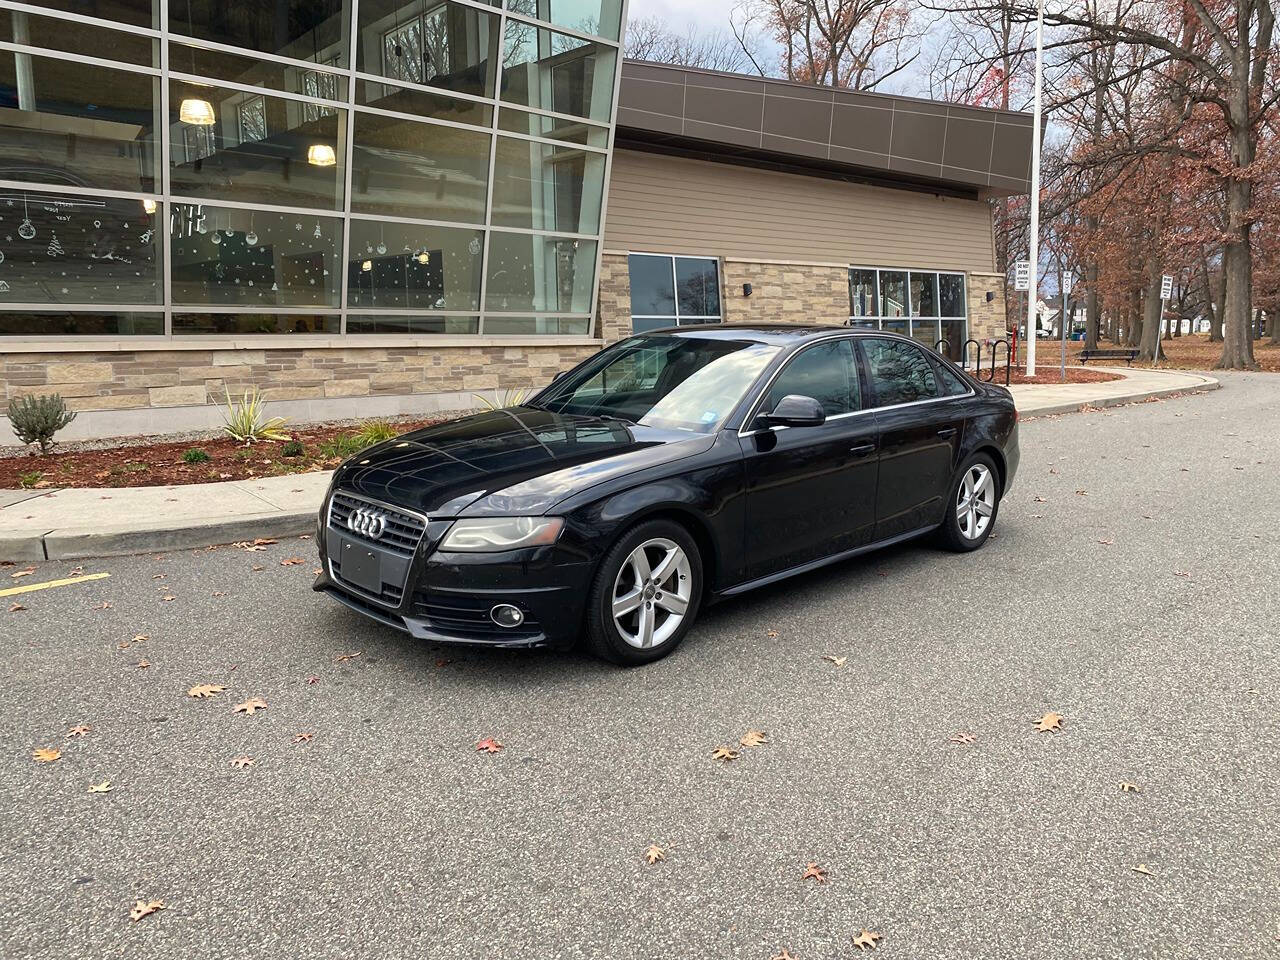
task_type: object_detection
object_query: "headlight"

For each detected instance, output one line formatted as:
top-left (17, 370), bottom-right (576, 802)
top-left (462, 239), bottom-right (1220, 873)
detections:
top-left (439, 517), bottom-right (564, 552)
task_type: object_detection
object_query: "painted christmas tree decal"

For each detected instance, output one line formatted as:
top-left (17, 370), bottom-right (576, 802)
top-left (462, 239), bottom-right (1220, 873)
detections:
top-left (47, 232), bottom-right (64, 257)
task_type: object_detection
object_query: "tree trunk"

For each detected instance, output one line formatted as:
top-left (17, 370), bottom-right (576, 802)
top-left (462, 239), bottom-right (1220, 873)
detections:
top-left (1127, 291), bottom-right (1143, 347)
top-left (1139, 271), bottom-right (1163, 362)
top-left (1217, 178), bottom-right (1256, 368)
top-left (1085, 263), bottom-right (1100, 351)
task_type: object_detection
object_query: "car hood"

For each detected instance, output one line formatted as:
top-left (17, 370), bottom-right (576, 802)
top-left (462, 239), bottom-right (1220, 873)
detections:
top-left (331, 406), bottom-right (715, 517)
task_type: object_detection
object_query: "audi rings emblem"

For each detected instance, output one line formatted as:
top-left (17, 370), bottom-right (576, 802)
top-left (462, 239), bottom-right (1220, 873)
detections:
top-left (347, 506), bottom-right (388, 541)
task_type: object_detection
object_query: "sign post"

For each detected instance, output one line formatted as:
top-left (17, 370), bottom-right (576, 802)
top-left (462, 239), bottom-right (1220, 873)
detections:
top-left (1158, 274), bottom-right (1173, 364)
top-left (1014, 261), bottom-right (1031, 375)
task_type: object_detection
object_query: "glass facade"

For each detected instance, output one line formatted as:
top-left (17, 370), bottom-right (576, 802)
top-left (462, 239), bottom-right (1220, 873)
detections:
top-left (849, 267), bottom-right (968, 361)
top-left (627, 254), bottom-right (723, 333)
top-left (0, 0), bottom-right (622, 337)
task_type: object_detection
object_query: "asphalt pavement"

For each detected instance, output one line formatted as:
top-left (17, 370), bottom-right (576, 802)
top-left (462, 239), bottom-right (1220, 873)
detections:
top-left (1, 371), bottom-right (1277, 960)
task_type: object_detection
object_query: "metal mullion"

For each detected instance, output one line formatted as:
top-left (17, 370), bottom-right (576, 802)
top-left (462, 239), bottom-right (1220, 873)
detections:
top-left (339, 0), bottom-right (360, 336)
top-left (0, 303), bottom-right (164, 312)
top-left (352, 101), bottom-right (496, 136)
top-left (166, 194), bottom-right (344, 219)
top-left (0, 0), bottom-right (162, 38)
top-left (349, 210), bottom-right (593, 241)
top-left (498, 99), bottom-right (613, 133)
top-left (168, 33), bottom-right (353, 76)
top-left (168, 70), bottom-right (349, 111)
top-left (159, 0), bottom-right (172, 338)
top-left (0, 180), bottom-right (158, 202)
top-left (0, 41), bottom-right (160, 75)
top-left (170, 305), bottom-right (341, 314)
top-left (476, 7), bottom-right (506, 338)
top-left (352, 70), bottom-right (495, 110)
top-left (589, 0), bottom-right (628, 337)
top-left (493, 128), bottom-right (609, 156)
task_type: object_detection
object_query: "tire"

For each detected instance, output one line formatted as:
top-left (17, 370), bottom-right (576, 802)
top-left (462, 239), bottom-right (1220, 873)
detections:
top-left (584, 518), bottom-right (704, 666)
top-left (937, 453), bottom-right (1001, 552)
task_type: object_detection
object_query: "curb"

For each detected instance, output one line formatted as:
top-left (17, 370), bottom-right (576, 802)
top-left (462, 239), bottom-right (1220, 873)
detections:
top-left (1016, 372), bottom-right (1220, 418)
top-left (2, 510), bottom-right (316, 562)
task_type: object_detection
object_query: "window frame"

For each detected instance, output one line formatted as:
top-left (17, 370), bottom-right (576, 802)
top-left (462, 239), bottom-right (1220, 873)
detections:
top-left (628, 252), bottom-right (724, 331)
top-left (848, 266), bottom-right (968, 356)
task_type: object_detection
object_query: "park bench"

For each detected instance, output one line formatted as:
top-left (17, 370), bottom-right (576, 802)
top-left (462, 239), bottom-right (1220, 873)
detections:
top-left (1078, 347), bottom-right (1139, 366)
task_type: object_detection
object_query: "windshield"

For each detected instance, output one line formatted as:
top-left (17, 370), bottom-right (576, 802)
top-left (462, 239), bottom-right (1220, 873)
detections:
top-left (536, 335), bottom-right (780, 434)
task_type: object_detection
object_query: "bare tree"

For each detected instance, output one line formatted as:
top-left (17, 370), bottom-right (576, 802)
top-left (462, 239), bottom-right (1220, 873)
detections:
top-left (624, 15), bottom-right (758, 73)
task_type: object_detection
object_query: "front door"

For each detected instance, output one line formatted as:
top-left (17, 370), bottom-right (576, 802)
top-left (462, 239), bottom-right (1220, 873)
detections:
top-left (858, 337), bottom-right (967, 539)
top-left (740, 338), bottom-right (880, 582)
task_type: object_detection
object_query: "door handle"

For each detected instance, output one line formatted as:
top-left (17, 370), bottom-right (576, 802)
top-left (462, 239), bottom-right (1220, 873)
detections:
top-left (936, 427), bottom-right (958, 438)
top-left (849, 443), bottom-right (876, 456)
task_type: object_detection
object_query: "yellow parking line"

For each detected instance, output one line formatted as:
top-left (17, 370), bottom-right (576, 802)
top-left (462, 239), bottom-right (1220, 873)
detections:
top-left (0, 572), bottom-right (110, 597)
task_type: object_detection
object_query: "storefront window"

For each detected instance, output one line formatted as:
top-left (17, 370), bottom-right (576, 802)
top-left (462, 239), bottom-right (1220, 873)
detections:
top-left (850, 267), bottom-right (967, 357)
top-left (491, 137), bottom-right (605, 234)
top-left (346, 220), bottom-right (483, 311)
top-left (0, 190), bottom-right (162, 304)
top-left (350, 113), bottom-right (490, 223)
top-left (0, 0), bottom-right (622, 337)
top-left (169, 203), bottom-right (341, 306)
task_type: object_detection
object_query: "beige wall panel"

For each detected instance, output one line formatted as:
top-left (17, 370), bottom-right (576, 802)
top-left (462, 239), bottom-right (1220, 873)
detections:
top-left (604, 150), bottom-right (997, 273)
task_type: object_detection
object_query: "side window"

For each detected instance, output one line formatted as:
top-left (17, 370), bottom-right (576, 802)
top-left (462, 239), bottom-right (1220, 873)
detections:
top-left (934, 357), bottom-right (970, 397)
top-left (862, 338), bottom-right (940, 407)
top-left (764, 339), bottom-right (860, 417)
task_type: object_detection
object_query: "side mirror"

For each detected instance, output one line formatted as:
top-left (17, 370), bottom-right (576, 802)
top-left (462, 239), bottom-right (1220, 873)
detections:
top-left (758, 394), bottom-right (826, 429)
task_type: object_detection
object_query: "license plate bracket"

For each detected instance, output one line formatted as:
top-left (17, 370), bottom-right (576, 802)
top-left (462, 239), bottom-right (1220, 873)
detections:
top-left (339, 538), bottom-right (383, 595)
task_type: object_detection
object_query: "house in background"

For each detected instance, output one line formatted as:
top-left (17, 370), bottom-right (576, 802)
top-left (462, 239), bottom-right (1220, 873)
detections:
top-left (0, 0), bottom-right (1032, 441)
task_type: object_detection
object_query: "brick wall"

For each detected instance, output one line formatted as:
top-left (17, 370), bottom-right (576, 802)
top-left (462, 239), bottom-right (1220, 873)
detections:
top-left (967, 272), bottom-right (1009, 342)
top-left (1, 344), bottom-right (599, 414)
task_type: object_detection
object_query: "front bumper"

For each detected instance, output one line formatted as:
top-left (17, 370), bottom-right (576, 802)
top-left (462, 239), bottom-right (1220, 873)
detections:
top-left (313, 493), bottom-right (592, 650)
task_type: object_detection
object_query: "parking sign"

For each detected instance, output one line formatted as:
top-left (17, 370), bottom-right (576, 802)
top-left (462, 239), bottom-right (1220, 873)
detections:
top-left (1014, 261), bottom-right (1031, 291)
top-left (1160, 274), bottom-right (1173, 300)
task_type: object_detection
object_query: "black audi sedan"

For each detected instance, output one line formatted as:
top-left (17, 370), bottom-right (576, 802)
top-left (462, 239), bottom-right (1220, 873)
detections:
top-left (314, 325), bottom-right (1019, 664)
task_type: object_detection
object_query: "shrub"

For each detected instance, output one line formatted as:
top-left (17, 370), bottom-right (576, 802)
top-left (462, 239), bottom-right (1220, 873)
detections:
top-left (7, 394), bottom-right (76, 453)
top-left (351, 419), bottom-right (399, 449)
top-left (472, 387), bottom-right (532, 411)
top-left (222, 387), bottom-right (291, 444)
top-left (182, 448), bottom-right (211, 464)
top-left (18, 470), bottom-right (43, 489)
top-left (317, 433), bottom-right (365, 460)
top-left (281, 440), bottom-right (305, 458)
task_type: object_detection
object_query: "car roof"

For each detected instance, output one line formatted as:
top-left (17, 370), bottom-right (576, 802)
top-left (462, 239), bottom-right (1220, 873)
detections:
top-left (638, 323), bottom-right (880, 346)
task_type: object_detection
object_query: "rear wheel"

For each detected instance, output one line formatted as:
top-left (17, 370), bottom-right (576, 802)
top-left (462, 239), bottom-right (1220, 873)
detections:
top-left (585, 519), bottom-right (703, 665)
top-left (937, 454), bottom-right (1000, 552)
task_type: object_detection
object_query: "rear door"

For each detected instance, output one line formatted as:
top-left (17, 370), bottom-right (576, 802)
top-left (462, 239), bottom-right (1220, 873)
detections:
top-left (858, 337), bottom-right (970, 540)
top-left (739, 337), bottom-right (880, 581)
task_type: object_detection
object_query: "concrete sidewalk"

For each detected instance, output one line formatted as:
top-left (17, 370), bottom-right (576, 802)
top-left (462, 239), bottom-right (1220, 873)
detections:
top-left (0, 366), bottom-right (1218, 561)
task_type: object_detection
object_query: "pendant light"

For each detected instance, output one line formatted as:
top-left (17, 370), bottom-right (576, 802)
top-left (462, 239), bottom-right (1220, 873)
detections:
top-left (307, 144), bottom-right (337, 167)
top-left (179, 97), bottom-right (216, 125)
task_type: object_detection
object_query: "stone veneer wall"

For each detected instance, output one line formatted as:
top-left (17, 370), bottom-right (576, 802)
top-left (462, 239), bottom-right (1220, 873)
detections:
top-left (0, 344), bottom-right (599, 413)
top-left (966, 272), bottom-right (1009, 342)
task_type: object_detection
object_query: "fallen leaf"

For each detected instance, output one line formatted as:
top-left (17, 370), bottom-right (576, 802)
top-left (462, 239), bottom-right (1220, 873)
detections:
top-left (1120, 782), bottom-right (1141, 793)
top-left (10, 567), bottom-right (35, 579)
top-left (1097, 538), bottom-right (1114, 546)
top-left (232, 697), bottom-right (268, 715)
top-left (739, 729), bottom-right (768, 748)
top-left (822, 655), bottom-right (848, 667)
top-left (1033, 712), bottom-right (1064, 733)
top-left (152, 574), bottom-right (166, 580)
top-left (334, 651), bottom-right (362, 663)
top-left (643, 844), bottom-right (665, 864)
top-left (252, 538), bottom-right (277, 546)
top-left (88, 780), bottom-right (113, 794)
top-left (251, 565), bottom-right (264, 572)
top-left (1173, 570), bottom-right (1192, 579)
top-left (434, 659), bottom-right (452, 669)
top-left (160, 595), bottom-right (175, 603)
top-left (305, 675), bottom-right (321, 685)
top-left (212, 591), bottom-right (227, 597)
top-left (299, 534), bottom-right (312, 540)
top-left (1075, 489), bottom-right (1088, 496)
top-left (1132, 864), bottom-right (1154, 876)
top-left (231, 755), bottom-right (255, 769)
top-left (129, 899), bottom-right (165, 922)
top-left (137, 659), bottom-right (150, 669)
top-left (280, 556), bottom-right (305, 566)
top-left (852, 929), bottom-right (881, 952)
top-left (766, 630), bottom-right (779, 639)
top-left (949, 732), bottom-right (976, 745)
top-left (1033, 496), bottom-right (1047, 503)
top-left (96, 600), bottom-right (113, 609)
top-left (187, 683), bottom-right (226, 699)
top-left (8, 602), bottom-right (27, 612)
top-left (32, 747), bottom-right (61, 763)
top-left (712, 746), bottom-right (739, 762)
top-left (771, 951), bottom-right (798, 960)
top-left (801, 862), bottom-right (828, 884)
top-left (313, 569), bottom-right (323, 576)
top-left (292, 732), bottom-right (314, 744)
top-left (67, 724), bottom-right (92, 738)
top-left (476, 737), bottom-right (503, 753)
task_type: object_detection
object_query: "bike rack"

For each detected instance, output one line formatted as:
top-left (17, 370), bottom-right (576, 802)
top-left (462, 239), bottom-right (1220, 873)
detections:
top-left (991, 339), bottom-right (1012, 386)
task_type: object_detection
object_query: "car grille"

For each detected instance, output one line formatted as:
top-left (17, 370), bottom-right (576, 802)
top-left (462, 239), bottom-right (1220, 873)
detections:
top-left (412, 592), bottom-right (541, 639)
top-left (328, 492), bottom-right (426, 558)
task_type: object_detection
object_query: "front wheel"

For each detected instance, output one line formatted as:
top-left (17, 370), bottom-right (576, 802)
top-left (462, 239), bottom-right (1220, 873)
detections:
top-left (584, 519), bottom-right (703, 666)
top-left (937, 454), bottom-right (1000, 552)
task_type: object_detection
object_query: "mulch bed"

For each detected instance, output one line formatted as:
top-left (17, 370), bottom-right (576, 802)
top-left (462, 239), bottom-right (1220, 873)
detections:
top-left (1030, 334), bottom-right (1280, 373)
top-left (999, 366), bottom-right (1124, 386)
top-left (0, 418), bottom-right (443, 490)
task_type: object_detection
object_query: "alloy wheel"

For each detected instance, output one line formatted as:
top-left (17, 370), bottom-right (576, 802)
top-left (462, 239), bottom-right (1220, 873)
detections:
top-left (956, 463), bottom-right (996, 540)
top-left (611, 537), bottom-right (693, 649)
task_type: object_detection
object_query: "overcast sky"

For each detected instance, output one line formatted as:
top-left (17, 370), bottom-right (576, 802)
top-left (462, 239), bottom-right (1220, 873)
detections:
top-left (626, 0), bottom-right (740, 33)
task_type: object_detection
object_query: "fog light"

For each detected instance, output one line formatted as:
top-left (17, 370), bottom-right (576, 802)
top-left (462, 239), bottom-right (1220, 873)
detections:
top-left (489, 604), bottom-right (524, 628)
